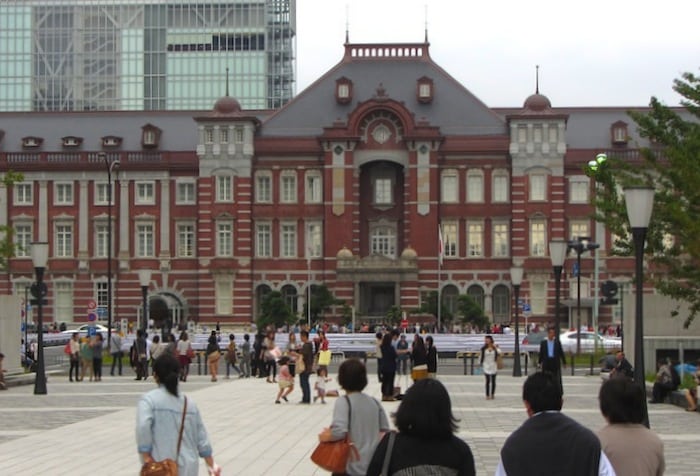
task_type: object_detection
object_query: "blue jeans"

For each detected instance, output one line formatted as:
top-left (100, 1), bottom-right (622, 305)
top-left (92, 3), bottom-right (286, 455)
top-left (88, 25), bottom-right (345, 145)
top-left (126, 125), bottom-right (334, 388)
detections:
top-left (299, 371), bottom-right (311, 403)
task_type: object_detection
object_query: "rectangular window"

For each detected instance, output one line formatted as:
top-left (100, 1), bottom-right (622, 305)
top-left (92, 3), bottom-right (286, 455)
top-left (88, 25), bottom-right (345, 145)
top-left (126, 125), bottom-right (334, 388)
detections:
top-left (518, 126), bottom-right (527, 143)
top-left (441, 173), bottom-right (458, 203)
top-left (95, 182), bottom-right (114, 205)
top-left (467, 222), bottom-right (484, 257)
top-left (493, 175), bottom-right (508, 203)
top-left (531, 281), bottom-right (546, 314)
top-left (371, 227), bottom-right (396, 258)
top-left (216, 176), bottom-right (232, 202)
top-left (96, 282), bottom-right (108, 318)
top-left (493, 222), bottom-right (509, 257)
top-left (15, 183), bottom-right (32, 205)
top-left (442, 221), bottom-right (458, 258)
top-left (55, 224), bottom-right (73, 257)
top-left (135, 182), bottom-right (155, 205)
top-left (281, 223), bottom-right (297, 258)
top-left (234, 127), bottom-right (244, 144)
top-left (306, 222), bottom-right (322, 258)
top-left (205, 128), bottom-right (214, 143)
top-left (466, 174), bottom-right (484, 203)
top-left (95, 223), bottom-right (109, 258)
top-left (137, 223), bottom-right (155, 257)
top-left (570, 220), bottom-right (590, 240)
top-left (215, 277), bottom-right (233, 314)
top-left (530, 220), bottom-right (546, 256)
top-left (55, 182), bottom-right (73, 205)
top-left (176, 181), bottom-right (196, 204)
top-left (306, 174), bottom-right (322, 203)
top-left (55, 282), bottom-right (73, 322)
top-left (570, 180), bottom-right (589, 204)
top-left (530, 175), bottom-right (546, 201)
top-left (256, 174), bottom-right (272, 203)
top-left (14, 224), bottom-right (32, 257)
top-left (374, 179), bottom-right (392, 205)
top-left (220, 128), bottom-right (229, 143)
top-left (177, 224), bottom-right (195, 257)
top-left (256, 223), bottom-right (272, 257)
top-left (216, 222), bottom-right (233, 257)
top-left (281, 174), bottom-right (297, 203)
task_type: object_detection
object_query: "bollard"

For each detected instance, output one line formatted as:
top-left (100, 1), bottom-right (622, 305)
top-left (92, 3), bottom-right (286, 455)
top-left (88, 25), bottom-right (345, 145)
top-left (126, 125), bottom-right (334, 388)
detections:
top-left (589, 353), bottom-right (594, 376)
top-left (570, 352), bottom-right (575, 376)
top-left (524, 353), bottom-right (529, 375)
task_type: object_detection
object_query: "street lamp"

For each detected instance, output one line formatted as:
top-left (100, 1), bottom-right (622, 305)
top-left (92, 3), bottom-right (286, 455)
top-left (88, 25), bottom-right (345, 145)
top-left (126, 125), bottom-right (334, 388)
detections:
top-left (549, 240), bottom-right (568, 337)
top-left (102, 152), bottom-right (119, 348)
top-left (567, 236), bottom-right (599, 354)
top-left (24, 285), bottom-right (30, 360)
top-left (510, 265), bottom-right (524, 377)
top-left (138, 269), bottom-right (152, 332)
top-left (30, 241), bottom-right (49, 395)
top-left (624, 186), bottom-right (654, 428)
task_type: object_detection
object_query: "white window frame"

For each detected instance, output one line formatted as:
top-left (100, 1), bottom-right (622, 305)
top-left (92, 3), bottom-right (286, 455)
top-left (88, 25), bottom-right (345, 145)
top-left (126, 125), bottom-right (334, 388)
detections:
top-left (14, 222), bottom-right (32, 258)
top-left (569, 178), bottom-right (589, 204)
top-left (374, 178), bottom-right (393, 205)
top-left (531, 280), bottom-right (546, 314)
top-left (55, 222), bottom-right (73, 257)
top-left (256, 222), bottom-right (272, 257)
top-left (569, 220), bottom-right (590, 241)
top-left (442, 221), bottom-right (458, 258)
top-left (530, 219), bottom-right (546, 257)
top-left (216, 175), bottom-right (233, 203)
top-left (215, 276), bottom-right (233, 315)
top-left (306, 221), bottom-right (322, 258)
top-left (95, 222), bottom-right (109, 258)
top-left (492, 172), bottom-right (509, 203)
top-left (176, 180), bottom-right (196, 205)
top-left (177, 223), bottom-right (196, 258)
top-left (94, 182), bottom-right (114, 206)
top-left (467, 221), bottom-right (484, 257)
top-left (219, 128), bottom-right (229, 144)
top-left (256, 173), bottom-right (272, 203)
top-left (54, 281), bottom-right (74, 322)
top-left (15, 183), bottom-right (32, 205)
top-left (205, 128), bottom-right (214, 144)
top-left (529, 174), bottom-right (546, 201)
top-left (136, 222), bottom-right (155, 257)
top-left (54, 182), bottom-right (73, 205)
top-left (216, 221), bottom-right (233, 257)
top-left (305, 172), bottom-right (322, 204)
top-left (95, 281), bottom-right (109, 319)
top-left (492, 221), bottom-right (510, 258)
top-left (135, 181), bottom-right (155, 205)
top-left (280, 222), bottom-right (297, 258)
top-left (441, 170), bottom-right (458, 203)
top-left (280, 172), bottom-right (297, 204)
top-left (466, 171), bottom-right (484, 203)
top-left (234, 127), bottom-right (244, 144)
top-left (370, 225), bottom-right (397, 258)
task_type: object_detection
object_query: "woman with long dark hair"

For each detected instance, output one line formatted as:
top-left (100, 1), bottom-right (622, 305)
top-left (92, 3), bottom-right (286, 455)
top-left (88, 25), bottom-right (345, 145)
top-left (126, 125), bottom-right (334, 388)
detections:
top-left (379, 333), bottom-right (398, 401)
top-left (425, 335), bottom-right (438, 378)
top-left (410, 334), bottom-right (428, 381)
top-left (367, 379), bottom-right (475, 475)
top-left (136, 353), bottom-right (222, 475)
top-left (480, 335), bottom-right (500, 399)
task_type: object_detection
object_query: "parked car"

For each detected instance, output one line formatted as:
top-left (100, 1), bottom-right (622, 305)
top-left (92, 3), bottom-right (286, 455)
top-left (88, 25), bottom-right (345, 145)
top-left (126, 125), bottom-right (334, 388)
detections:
top-left (558, 331), bottom-right (621, 353)
top-left (61, 324), bottom-right (111, 335)
top-left (521, 331), bottom-right (548, 350)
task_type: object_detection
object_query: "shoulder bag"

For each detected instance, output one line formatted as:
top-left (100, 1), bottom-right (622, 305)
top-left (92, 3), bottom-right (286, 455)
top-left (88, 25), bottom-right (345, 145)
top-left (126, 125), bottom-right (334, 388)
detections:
top-left (496, 350), bottom-right (504, 370)
top-left (310, 395), bottom-right (359, 473)
top-left (140, 397), bottom-right (188, 476)
top-left (380, 431), bottom-right (397, 476)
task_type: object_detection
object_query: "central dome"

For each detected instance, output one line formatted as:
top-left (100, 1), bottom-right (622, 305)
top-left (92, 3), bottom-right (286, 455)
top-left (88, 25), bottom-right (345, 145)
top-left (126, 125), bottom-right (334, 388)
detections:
top-left (213, 95), bottom-right (241, 115)
top-left (523, 93), bottom-right (551, 112)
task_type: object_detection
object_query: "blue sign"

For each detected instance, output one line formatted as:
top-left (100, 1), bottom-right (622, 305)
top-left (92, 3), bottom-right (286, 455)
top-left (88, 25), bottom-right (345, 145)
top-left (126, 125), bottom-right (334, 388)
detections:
top-left (87, 312), bottom-right (97, 322)
top-left (87, 326), bottom-right (97, 337)
top-left (522, 303), bottom-right (531, 313)
top-left (97, 307), bottom-right (107, 317)
top-left (572, 261), bottom-right (580, 277)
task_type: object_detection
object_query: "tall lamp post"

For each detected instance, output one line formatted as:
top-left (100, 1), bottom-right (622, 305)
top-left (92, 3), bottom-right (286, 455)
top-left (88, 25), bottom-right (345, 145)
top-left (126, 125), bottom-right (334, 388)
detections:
top-left (138, 269), bottom-right (152, 332)
top-left (567, 236), bottom-right (599, 354)
top-left (624, 186), bottom-right (654, 428)
top-left (102, 152), bottom-right (120, 348)
top-left (510, 265), bottom-right (524, 377)
top-left (24, 285), bottom-right (30, 359)
top-left (549, 240), bottom-right (568, 337)
top-left (30, 241), bottom-right (49, 395)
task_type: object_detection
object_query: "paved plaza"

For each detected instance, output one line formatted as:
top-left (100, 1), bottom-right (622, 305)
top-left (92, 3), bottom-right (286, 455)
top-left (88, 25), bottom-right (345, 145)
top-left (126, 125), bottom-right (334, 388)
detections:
top-left (1, 365), bottom-right (698, 475)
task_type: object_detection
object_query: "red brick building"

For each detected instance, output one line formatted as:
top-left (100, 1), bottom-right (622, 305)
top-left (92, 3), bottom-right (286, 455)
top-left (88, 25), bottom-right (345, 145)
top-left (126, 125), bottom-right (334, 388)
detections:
top-left (0, 41), bottom-right (658, 331)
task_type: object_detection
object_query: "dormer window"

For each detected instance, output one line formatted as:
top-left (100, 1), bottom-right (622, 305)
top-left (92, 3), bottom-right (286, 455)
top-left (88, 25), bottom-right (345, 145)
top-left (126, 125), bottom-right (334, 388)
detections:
top-left (141, 123), bottom-right (162, 149)
top-left (611, 121), bottom-right (628, 145)
top-left (102, 136), bottom-right (123, 148)
top-left (22, 136), bottom-right (43, 149)
top-left (417, 76), bottom-right (434, 103)
top-left (61, 136), bottom-right (83, 148)
top-left (335, 77), bottom-right (353, 104)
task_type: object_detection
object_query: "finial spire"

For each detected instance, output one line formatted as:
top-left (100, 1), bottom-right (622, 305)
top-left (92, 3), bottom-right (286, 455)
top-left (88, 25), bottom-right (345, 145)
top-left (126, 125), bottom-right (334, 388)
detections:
top-left (225, 67), bottom-right (230, 96)
top-left (345, 4), bottom-right (349, 43)
top-left (535, 65), bottom-right (540, 94)
top-left (424, 4), bottom-right (429, 42)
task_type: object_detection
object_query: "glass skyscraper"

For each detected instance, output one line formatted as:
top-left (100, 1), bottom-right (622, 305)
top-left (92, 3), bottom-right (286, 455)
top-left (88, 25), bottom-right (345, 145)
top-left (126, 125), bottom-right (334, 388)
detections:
top-left (0, 0), bottom-right (295, 111)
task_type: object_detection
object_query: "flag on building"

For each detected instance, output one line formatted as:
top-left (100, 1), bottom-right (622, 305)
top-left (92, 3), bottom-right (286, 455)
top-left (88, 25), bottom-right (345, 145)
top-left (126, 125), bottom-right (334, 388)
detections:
top-left (438, 225), bottom-right (444, 266)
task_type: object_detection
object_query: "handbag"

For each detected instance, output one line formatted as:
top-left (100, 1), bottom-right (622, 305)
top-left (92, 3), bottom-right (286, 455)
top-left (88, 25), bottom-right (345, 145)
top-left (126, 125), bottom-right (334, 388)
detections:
top-left (296, 353), bottom-right (306, 374)
top-left (311, 396), bottom-right (359, 473)
top-left (411, 364), bottom-right (428, 381)
top-left (380, 431), bottom-right (397, 476)
top-left (496, 353), bottom-right (504, 370)
top-left (140, 397), bottom-right (188, 476)
top-left (186, 345), bottom-right (195, 360)
top-left (318, 349), bottom-right (332, 366)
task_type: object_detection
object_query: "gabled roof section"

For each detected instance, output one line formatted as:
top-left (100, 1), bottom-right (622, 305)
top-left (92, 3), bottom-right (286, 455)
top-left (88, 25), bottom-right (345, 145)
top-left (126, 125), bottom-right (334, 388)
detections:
top-left (261, 42), bottom-right (506, 137)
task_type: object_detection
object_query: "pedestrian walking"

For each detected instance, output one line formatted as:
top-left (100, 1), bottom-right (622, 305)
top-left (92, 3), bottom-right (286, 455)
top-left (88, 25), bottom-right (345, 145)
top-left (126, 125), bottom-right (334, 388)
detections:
top-left (425, 335), bottom-right (438, 378)
top-left (176, 331), bottom-right (193, 382)
top-left (91, 333), bottom-right (104, 381)
top-left (275, 356), bottom-right (295, 403)
top-left (79, 336), bottom-right (94, 382)
top-left (240, 333), bottom-right (252, 378)
top-left (206, 331), bottom-right (221, 382)
top-left (480, 335), bottom-right (501, 400)
top-left (110, 331), bottom-right (123, 376)
top-left (225, 334), bottom-right (243, 378)
top-left (298, 330), bottom-right (314, 404)
top-left (68, 332), bottom-right (80, 381)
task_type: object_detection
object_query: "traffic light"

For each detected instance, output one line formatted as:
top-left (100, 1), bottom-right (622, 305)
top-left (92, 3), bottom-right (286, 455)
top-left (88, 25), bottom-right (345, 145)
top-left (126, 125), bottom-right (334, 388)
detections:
top-left (600, 280), bottom-right (619, 305)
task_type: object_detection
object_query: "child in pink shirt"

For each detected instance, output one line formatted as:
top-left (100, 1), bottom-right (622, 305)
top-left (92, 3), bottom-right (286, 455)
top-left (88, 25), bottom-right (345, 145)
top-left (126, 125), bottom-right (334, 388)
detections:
top-left (275, 356), bottom-right (294, 403)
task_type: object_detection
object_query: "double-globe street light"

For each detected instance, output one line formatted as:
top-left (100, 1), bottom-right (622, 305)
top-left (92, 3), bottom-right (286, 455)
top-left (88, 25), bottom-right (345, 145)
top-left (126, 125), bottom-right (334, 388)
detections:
top-left (510, 265), bottom-right (524, 377)
top-left (624, 186), bottom-right (655, 428)
top-left (567, 236), bottom-right (599, 355)
top-left (549, 240), bottom-right (568, 337)
top-left (30, 241), bottom-right (49, 395)
top-left (102, 152), bottom-right (120, 348)
top-left (138, 269), bottom-right (152, 332)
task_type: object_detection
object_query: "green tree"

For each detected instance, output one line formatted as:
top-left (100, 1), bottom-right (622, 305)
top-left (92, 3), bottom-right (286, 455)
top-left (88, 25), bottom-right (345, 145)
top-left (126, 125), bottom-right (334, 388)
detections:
top-left (385, 305), bottom-right (402, 327)
top-left (456, 294), bottom-right (489, 331)
top-left (418, 291), bottom-right (453, 324)
top-left (302, 284), bottom-right (344, 326)
top-left (590, 70), bottom-right (700, 328)
top-left (0, 171), bottom-right (24, 269)
top-left (257, 291), bottom-right (295, 330)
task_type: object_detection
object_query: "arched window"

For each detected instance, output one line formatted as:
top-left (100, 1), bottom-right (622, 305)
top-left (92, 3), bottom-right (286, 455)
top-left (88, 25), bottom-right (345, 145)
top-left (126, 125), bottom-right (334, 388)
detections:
top-left (492, 285), bottom-right (510, 323)
top-left (442, 285), bottom-right (459, 316)
top-left (255, 284), bottom-right (272, 318)
top-left (467, 284), bottom-right (485, 310)
top-left (281, 284), bottom-right (298, 314)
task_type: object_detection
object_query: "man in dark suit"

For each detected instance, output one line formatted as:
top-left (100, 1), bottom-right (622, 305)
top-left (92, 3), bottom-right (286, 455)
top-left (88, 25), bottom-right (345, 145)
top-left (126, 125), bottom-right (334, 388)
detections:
top-left (496, 372), bottom-right (614, 476)
top-left (538, 326), bottom-right (566, 393)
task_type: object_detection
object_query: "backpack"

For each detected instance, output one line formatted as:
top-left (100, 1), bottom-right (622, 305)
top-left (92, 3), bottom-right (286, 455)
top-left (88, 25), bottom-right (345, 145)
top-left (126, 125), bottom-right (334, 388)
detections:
top-left (63, 341), bottom-right (71, 355)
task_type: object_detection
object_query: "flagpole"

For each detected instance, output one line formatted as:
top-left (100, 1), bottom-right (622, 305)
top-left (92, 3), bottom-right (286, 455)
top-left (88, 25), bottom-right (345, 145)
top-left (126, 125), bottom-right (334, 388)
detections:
top-left (438, 225), bottom-right (443, 333)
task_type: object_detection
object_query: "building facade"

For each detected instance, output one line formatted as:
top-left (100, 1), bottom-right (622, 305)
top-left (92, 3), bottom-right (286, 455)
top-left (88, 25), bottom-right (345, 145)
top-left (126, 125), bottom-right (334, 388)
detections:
top-left (0, 40), bottom-right (664, 331)
top-left (0, 0), bottom-right (295, 112)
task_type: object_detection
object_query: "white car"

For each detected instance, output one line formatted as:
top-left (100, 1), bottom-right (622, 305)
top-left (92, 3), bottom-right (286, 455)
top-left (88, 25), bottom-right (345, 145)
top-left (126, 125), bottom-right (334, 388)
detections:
top-left (62, 324), bottom-right (111, 335)
top-left (558, 331), bottom-right (621, 353)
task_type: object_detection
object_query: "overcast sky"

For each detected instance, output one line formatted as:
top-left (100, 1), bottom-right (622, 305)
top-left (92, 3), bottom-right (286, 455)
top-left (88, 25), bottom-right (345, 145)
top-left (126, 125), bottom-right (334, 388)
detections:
top-left (296, 0), bottom-right (699, 108)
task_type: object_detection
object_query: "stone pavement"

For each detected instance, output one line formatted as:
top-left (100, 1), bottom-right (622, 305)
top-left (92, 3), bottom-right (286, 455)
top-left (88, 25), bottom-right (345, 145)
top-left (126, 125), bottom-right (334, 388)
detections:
top-left (0, 368), bottom-right (698, 475)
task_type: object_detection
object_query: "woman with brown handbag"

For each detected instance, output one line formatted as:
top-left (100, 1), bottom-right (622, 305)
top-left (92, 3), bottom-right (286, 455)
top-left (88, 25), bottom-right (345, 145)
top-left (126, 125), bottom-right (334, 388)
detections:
top-left (206, 331), bottom-right (221, 382)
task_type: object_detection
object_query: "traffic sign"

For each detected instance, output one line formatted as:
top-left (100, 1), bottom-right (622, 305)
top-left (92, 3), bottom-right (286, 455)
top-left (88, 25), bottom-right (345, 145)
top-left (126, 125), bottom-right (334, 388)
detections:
top-left (87, 299), bottom-right (97, 310)
top-left (87, 312), bottom-right (97, 322)
top-left (97, 307), bottom-right (107, 317)
top-left (87, 326), bottom-right (97, 337)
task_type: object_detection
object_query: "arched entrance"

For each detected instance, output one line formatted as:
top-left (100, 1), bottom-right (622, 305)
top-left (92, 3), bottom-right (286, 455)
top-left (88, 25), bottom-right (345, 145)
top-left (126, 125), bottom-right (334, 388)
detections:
top-left (148, 291), bottom-right (187, 334)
